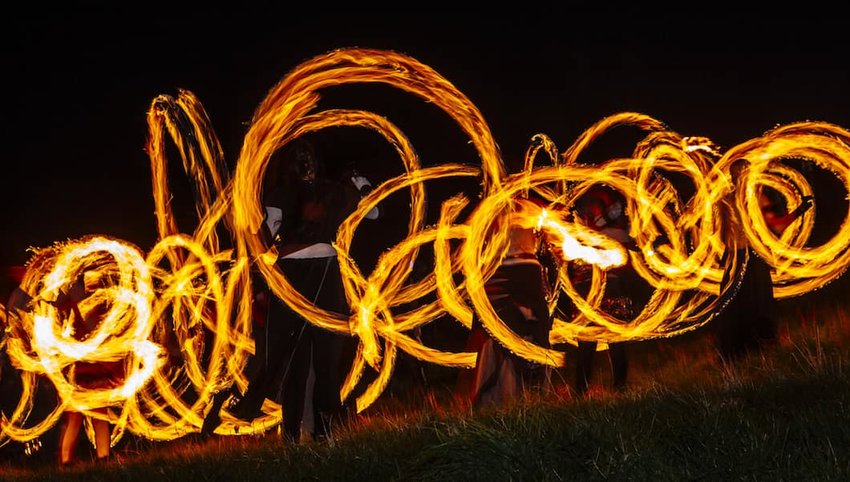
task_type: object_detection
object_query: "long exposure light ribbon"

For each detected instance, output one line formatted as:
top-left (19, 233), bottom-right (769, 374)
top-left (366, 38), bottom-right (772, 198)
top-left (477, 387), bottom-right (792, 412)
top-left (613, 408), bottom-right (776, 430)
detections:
top-left (2, 48), bottom-right (849, 445)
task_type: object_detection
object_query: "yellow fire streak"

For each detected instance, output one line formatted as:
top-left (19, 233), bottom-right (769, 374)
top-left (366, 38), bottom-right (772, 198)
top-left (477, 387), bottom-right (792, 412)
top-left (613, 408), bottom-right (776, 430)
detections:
top-left (2, 48), bottom-right (849, 446)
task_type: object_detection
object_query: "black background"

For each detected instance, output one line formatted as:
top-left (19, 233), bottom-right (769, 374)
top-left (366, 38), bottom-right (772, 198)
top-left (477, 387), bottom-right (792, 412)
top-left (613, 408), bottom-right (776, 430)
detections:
top-left (4, 4), bottom-right (849, 266)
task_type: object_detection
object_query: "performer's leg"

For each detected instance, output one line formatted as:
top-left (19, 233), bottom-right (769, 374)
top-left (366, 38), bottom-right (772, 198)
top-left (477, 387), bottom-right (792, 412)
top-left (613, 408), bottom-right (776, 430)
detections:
top-left (59, 411), bottom-right (83, 465)
top-left (200, 385), bottom-right (234, 435)
top-left (472, 338), bottom-right (503, 409)
top-left (575, 341), bottom-right (597, 396)
top-left (750, 251), bottom-right (778, 345)
top-left (608, 343), bottom-right (628, 391)
top-left (91, 410), bottom-right (111, 460)
top-left (457, 323), bottom-right (489, 401)
top-left (305, 257), bottom-right (353, 440)
top-left (232, 303), bottom-right (286, 420)
top-left (281, 319), bottom-right (311, 443)
top-left (310, 325), bottom-right (346, 441)
top-left (499, 350), bottom-right (521, 404)
top-left (715, 249), bottom-right (751, 361)
top-left (465, 323), bottom-right (491, 405)
top-left (715, 311), bottom-right (743, 361)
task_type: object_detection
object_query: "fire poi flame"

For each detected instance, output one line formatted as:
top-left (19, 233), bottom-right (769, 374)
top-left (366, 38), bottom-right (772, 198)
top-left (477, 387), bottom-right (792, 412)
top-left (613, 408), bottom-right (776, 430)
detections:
top-left (1, 48), bottom-right (848, 444)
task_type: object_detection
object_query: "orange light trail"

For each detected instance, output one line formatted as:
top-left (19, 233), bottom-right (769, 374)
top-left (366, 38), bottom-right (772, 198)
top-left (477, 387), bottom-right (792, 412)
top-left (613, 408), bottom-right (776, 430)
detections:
top-left (2, 48), bottom-right (849, 445)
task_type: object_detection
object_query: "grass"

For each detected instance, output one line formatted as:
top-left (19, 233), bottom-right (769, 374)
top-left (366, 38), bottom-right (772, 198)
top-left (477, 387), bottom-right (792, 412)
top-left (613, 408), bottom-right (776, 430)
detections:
top-left (2, 276), bottom-right (849, 481)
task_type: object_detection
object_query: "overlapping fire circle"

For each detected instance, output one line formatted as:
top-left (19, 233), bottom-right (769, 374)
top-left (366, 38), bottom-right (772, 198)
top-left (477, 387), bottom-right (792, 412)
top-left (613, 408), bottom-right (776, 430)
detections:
top-left (2, 48), bottom-right (849, 446)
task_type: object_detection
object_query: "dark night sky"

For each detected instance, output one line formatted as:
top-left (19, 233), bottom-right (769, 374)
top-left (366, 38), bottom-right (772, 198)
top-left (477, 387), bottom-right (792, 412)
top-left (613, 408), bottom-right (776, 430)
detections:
top-left (4, 4), bottom-right (849, 266)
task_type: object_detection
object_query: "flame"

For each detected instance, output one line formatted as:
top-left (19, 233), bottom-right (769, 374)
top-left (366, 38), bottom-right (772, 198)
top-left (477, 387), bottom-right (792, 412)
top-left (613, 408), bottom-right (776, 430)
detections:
top-left (2, 48), bottom-right (849, 446)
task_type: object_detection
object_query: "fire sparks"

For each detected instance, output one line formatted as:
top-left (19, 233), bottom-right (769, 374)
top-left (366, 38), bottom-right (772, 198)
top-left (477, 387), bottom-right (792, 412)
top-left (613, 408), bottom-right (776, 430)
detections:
top-left (2, 48), bottom-right (850, 445)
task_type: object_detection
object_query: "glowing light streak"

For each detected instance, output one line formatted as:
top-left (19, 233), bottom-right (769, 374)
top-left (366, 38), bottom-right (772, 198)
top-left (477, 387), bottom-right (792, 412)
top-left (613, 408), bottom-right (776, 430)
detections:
top-left (2, 48), bottom-right (850, 447)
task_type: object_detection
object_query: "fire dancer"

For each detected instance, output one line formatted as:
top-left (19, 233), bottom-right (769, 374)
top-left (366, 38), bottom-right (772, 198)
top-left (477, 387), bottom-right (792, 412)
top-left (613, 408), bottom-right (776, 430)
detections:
top-left (230, 137), bottom-right (380, 442)
top-left (557, 184), bottom-right (641, 396)
top-left (55, 271), bottom-right (123, 465)
top-left (714, 159), bottom-right (813, 361)
top-left (467, 197), bottom-right (554, 409)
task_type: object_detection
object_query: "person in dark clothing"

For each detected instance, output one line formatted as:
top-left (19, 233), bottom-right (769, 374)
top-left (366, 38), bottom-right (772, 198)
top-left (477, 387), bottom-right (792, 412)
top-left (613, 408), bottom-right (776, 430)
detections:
top-left (1, 266), bottom-right (28, 369)
top-left (468, 198), bottom-right (553, 409)
top-left (230, 138), bottom-right (380, 442)
top-left (714, 160), bottom-right (813, 361)
top-left (1, 266), bottom-right (29, 439)
top-left (557, 185), bottom-right (639, 396)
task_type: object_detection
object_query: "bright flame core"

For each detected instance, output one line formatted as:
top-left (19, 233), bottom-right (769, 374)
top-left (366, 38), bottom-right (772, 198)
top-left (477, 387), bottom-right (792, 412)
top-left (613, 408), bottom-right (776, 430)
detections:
top-left (2, 48), bottom-right (849, 445)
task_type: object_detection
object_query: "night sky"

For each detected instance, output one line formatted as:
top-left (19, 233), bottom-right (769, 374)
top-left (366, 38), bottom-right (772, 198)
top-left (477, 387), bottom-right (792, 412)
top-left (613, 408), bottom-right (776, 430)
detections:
top-left (5, 5), bottom-right (849, 266)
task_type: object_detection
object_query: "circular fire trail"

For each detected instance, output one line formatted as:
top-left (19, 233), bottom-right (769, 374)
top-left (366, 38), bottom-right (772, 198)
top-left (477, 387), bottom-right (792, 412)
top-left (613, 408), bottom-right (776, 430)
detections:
top-left (2, 48), bottom-right (849, 444)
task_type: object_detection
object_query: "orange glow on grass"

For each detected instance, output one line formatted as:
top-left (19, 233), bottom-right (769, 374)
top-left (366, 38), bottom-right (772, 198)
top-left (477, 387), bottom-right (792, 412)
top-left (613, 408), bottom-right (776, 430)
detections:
top-left (2, 48), bottom-right (849, 446)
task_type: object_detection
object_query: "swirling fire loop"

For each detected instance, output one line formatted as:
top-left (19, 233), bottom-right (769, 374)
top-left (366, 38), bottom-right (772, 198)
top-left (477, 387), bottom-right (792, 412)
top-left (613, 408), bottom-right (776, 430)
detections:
top-left (2, 48), bottom-right (849, 444)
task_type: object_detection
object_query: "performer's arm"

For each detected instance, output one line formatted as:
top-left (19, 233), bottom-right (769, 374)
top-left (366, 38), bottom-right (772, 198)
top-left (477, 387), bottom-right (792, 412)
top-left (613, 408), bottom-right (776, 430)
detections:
top-left (261, 206), bottom-right (282, 246)
top-left (260, 186), bottom-right (304, 258)
top-left (351, 172), bottom-right (380, 220)
top-left (764, 195), bottom-right (813, 235)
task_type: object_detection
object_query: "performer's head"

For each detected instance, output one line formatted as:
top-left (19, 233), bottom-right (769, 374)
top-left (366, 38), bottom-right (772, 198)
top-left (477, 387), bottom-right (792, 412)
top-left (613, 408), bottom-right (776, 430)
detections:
top-left (758, 187), bottom-right (786, 214)
top-left (288, 138), bottom-right (321, 183)
top-left (577, 184), bottom-right (625, 226)
top-left (729, 158), bottom-right (749, 182)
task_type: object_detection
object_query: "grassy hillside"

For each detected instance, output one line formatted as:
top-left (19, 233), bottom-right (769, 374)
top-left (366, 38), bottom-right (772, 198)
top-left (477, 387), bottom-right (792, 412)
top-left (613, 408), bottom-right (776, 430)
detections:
top-left (3, 275), bottom-right (849, 481)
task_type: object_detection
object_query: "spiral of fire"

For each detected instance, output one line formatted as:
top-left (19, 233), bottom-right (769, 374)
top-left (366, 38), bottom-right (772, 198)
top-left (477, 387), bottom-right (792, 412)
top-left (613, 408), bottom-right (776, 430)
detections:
top-left (2, 48), bottom-right (849, 444)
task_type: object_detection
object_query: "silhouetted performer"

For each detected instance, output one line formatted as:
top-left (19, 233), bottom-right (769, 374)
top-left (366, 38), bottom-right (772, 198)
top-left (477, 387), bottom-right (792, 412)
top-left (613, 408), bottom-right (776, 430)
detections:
top-left (468, 198), bottom-right (553, 408)
top-left (1, 265), bottom-right (28, 441)
top-left (231, 138), bottom-right (379, 442)
top-left (560, 185), bottom-right (639, 396)
top-left (715, 159), bottom-right (813, 361)
top-left (44, 269), bottom-right (123, 465)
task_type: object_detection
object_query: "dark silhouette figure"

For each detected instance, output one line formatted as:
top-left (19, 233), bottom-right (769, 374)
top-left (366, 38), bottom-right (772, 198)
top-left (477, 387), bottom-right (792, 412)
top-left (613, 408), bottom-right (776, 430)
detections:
top-left (714, 159), bottom-right (813, 361)
top-left (229, 138), bottom-right (380, 442)
top-left (467, 198), bottom-right (554, 409)
top-left (557, 185), bottom-right (640, 396)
